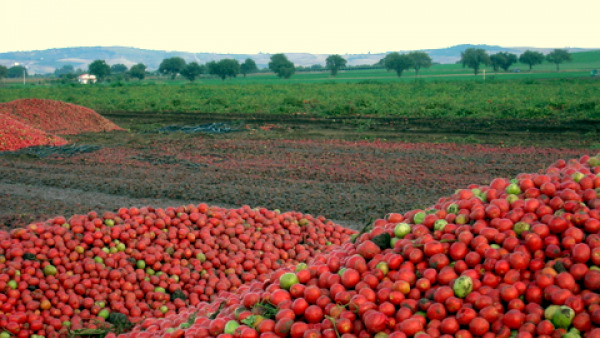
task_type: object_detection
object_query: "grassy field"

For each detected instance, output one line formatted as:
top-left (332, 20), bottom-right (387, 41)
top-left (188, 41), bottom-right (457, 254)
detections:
top-left (0, 50), bottom-right (598, 120)
top-left (1, 78), bottom-right (599, 121)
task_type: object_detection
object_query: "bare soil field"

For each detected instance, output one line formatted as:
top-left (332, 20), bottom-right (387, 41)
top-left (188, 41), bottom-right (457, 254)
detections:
top-left (0, 112), bottom-right (596, 230)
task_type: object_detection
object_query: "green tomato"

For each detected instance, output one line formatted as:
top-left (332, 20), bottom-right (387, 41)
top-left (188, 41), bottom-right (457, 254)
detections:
top-left (505, 183), bottom-right (521, 195)
top-left (7, 280), bottom-right (17, 289)
top-left (446, 203), bottom-right (459, 214)
top-left (104, 219), bottom-right (115, 227)
top-left (572, 172), bottom-right (585, 183)
top-left (44, 264), bottom-right (57, 276)
top-left (506, 194), bottom-right (520, 204)
top-left (394, 223), bottom-right (411, 238)
top-left (544, 305), bottom-right (560, 320)
top-left (434, 219), bottom-right (448, 232)
top-left (295, 263), bottom-right (308, 271)
top-left (224, 320), bottom-right (240, 335)
top-left (413, 212), bottom-right (426, 225)
top-left (453, 276), bottom-right (473, 298)
top-left (98, 309), bottom-right (110, 319)
top-left (563, 328), bottom-right (581, 338)
top-left (375, 262), bottom-right (389, 275)
top-left (588, 156), bottom-right (600, 167)
top-left (513, 222), bottom-right (530, 237)
top-left (552, 305), bottom-right (575, 330)
top-left (279, 272), bottom-right (300, 290)
top-left (136, 260), bottom-right (146, 269)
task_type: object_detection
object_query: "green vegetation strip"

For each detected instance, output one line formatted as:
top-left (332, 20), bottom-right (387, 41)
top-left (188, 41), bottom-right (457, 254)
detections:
top-left (1, 78), bottom-right (599, 120)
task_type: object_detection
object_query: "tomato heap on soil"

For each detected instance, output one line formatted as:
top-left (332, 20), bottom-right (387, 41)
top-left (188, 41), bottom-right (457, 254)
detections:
top-left (0, 205), bottom-right (354, 337)
top-left (120, 155), bottom-right (600, 338)
top-left (0, 113), bottom-right (67, 151)
top-left (4, 154), bottom-right (600, 338)
top-left (0, 98), bottom-right (124, 151)
top-left (0, 99), bottom-right (124, 135)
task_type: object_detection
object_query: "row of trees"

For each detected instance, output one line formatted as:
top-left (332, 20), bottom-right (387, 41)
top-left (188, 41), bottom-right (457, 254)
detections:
top-left (459, 48), bottom-right (573, 75)
top-left (156, 54), bottom-right (361, 81)
top-left (0, 64), bottom-right (27, 79)
top-left (381, 51), bottom-right (433, 77)
top-left (157, 57), bottom-right (258, 81)
top-left (87, 60), bottom-right (147, 81)
top-left (0, 49), bottom-right (577, 82)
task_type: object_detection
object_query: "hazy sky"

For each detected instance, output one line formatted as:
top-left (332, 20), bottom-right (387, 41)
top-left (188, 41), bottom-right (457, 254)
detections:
top-left (2, 0), bottom-right (599, 54)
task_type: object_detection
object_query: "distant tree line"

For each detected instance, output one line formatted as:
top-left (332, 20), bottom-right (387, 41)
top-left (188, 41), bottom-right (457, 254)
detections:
top-left (13, 48), bottom-right (572, 84)
top-left (458, 48), bottom-right (572, 75)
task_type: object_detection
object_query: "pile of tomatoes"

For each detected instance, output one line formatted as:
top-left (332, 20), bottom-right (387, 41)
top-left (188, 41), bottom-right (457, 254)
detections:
top-left (0, 113), bottom-right (67, 151)
top-left (0, 204), bottom-right (355, 337)
top-left (4, 154), bottom-right (600, 337)
top-left (0, 98), bottom-right (124, 136)
top-left (119, 154), bottom-right (600, 338)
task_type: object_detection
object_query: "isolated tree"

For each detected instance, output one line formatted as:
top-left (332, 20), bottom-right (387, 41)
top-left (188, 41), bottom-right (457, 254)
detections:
top-left (110, 64), bottom-right (128, 74)
top-left (490, 52), bottom-right (517, 72)
top-left (239, 58), bottom-right (258, 77)
top-left (207, 59), bottom-right (240, 80)
top-left (88, 60), bottom-right (110, 81)
top-left (383, 52), bottom-right (413, 77)
top-left (546, 49), bottom-right (572, 71)
top-left (407, 51), bottom-right (432, 75)
top-left (0, 65), bottom-right (7, 80)
top-left (180, 62), bottom-right (205, 81)
top-left (54, 65), bottom-right (75, 77)
top-left (459, 48), bottom-right (490, 75)
top-left (325, 54), bottom-right (347, 76)
top-left (518, 50), bottom-right (544, 71)
top-left (7, 65), bottom-right (27, 78)
top-left (269, 54), bottom-right (295, 79)
top-left (129, 63), bottom-right (147, 80)
top-left (159, 57), bottom-right (186, 79)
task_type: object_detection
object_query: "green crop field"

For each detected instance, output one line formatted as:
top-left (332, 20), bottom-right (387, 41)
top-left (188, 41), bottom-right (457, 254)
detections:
top-left (1, 50), bottom-right (599, 121)
top-left (1, 78), bottom-right (599, 121)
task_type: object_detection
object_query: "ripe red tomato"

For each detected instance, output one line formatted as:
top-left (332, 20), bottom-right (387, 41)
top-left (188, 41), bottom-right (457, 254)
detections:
top-left (468, 316), bottom-right (489, 336)
top-left (503, 309), bottom-right (525, 329)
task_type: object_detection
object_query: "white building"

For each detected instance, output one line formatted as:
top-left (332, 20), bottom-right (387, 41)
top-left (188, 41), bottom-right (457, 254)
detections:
top-left (77, 74), bottom-right (97, 84)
